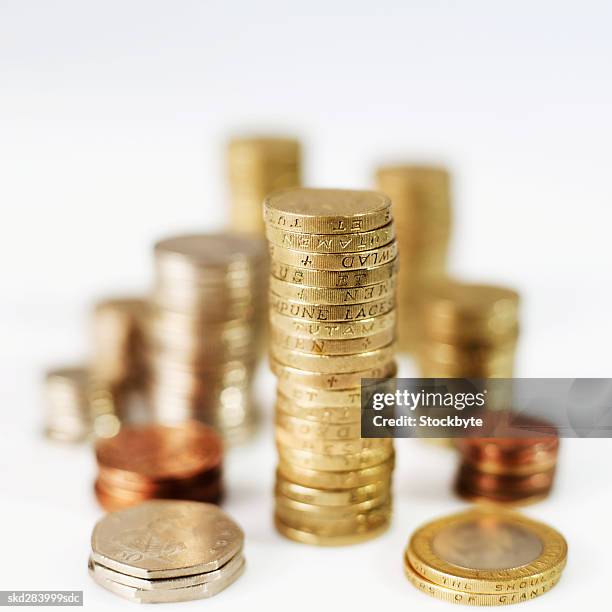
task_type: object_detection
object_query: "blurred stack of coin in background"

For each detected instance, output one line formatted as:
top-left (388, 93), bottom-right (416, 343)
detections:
top-left (456, 414), bottom-right (560, 505)
top-left (89, 501), bottom-right (245, 603)
top-left (265, 188), bottom-right (398, 545)
top-left (418, 282), bottom-right (520, 377)
top-left (404, 508), bottom-right (567, 605)
top-left (148, 234), bottom-right (266, 443)
top-left (94, 422), bottom-right (223, 511)
top-left (376, 165), bottom-right (452, 352)
top-left (44, 367), bottom-right (93, 442)
top-left (227, 137), bottom-right (302, 236)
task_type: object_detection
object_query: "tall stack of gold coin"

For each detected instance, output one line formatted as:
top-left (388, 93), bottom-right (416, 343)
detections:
top-left (148, 234), bottom-right (266, 443)
top-left (227, 137), bottom-right (301, 236)
top-left (376, 166), bottom-right (452, 351)
top-left (265, 188), bottom-right (398, 545)
top-left (419, 281), bottom-right (520, 377)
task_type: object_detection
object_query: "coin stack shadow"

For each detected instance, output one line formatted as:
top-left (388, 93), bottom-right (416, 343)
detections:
top-left (404, 508), bottom-right (567, 605)
top-left (94, 422), bottom-right (223, 510)
top-left (376, 166), bottom-right (452, 352)
top-left (148, 234), bottom-right (266, 443)
top-left (227, 137), bottom-right (302, 237)
top-left (89, 501), bottom-right (245, 603)
top-left (418, 281), bottom-right (520, 378)
top-left (455, 415), bottom-right (560, 505)
top-left (264, 187), bottom-right (398, 545)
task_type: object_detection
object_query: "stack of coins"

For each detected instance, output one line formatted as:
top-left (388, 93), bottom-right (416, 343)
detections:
top-left (227, 137), bottom-right (301, 236)
top-left (94, 422), bottom-right (223, 511)
top-left (91, 297), bottom-right (150, 393)
top-left (89, 501), bottom-right (245, 603)
top-left (376, 165), bottom-right (452, 351)
top-left (456, 416), bottom-right (560, 504)
top-left (44, 367), bottom-right (92, 442)
top-left (148, 234), bottom-right (266, 443)
top-left (418, 281), bottom-right (520, 377)
top-left (404, 508), bottom-right (567, 606)
top-left (265, 188), bottom-right (398, 545)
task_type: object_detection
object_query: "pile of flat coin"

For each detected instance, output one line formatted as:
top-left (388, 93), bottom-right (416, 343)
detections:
top-left (89, 501), bottom-right (245, 603)
top-left (264, 187), bottom-right (398, 545)
top-left (404, 508), bottom-right (568, 606)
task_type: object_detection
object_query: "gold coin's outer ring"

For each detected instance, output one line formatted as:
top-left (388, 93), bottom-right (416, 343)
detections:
top-left (406, 509), bottom-right (568, 593)
top-left (270, 258), bottom-right (399, 288)
top-left (403, 556), bottom-right (561, 606)
top-left (265, 222), bottom-right (395, 253)
top-left (269, 241), bottom-right (398, 271)
top-left (264, 188), bottom-right (392, 234)
top-left (277, 444), bottom-right (393, 471)
top-left (274, 515), bottom-right (390, 546)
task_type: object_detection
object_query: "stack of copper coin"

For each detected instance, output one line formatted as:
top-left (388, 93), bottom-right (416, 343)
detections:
top-left (418, 281), bottom-right (520, 377)
top-left (227, 137), bottom-right (302, 237)
top-left (94, 422), bottom-right (223, 511)
top-left (148, 234), bottom-right (266, 443)
top-left (376, 165), bottom-right (452, 352)
top-left (456, 416), bottom-right (560, 504)
top-left (265, 188), bottom-right (398, 545)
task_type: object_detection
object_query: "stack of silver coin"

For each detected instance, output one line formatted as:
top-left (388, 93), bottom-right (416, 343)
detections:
top-left (148, 233), bottom-right (266, 443)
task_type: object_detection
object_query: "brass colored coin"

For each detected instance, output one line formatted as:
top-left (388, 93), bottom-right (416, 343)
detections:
top-left (276, 475), bottom-right (390, 506)
top-left (272, 327), bottom-right (395, 355)
top-left (269, 241), bottom-right (397, 271)
top-left (277, 444), bottom-right (393, 471)
top-left (269, 277), bottom-right (396, 305)
top-left (266, 222), bottom-right (395, 253)
top-left (406, 508), bottom-right (568, 594)
top-left (278, 458), bottom-right (394, 489)
top-left (276, 428), bottom-right (392, 455)
top-left (270, 358), bottom-right (396, 390)
top-left (270, 310), bottom-right (396, 340)
top-left (88, 552), bottom-right (244, 590)
top-left (275, 494), bottom-right (389, 519)
top-left (91, 500), bottom-right (244, 579)
top-left (89, 556), bottom-right (245, 603)
top-left (275, 502), bottom-right (391, 532)
top-left (264, 188), bottom-right (391, 234)
top-left (276, 393), bottom-right (361, 423)
top-left (270, 294), bottom-right (395, 323)
top-left (271, 258), bottom-right (399, 288)
top-left (271, 343), bottom-right (396, 373)
top-left (403, 556), bottom-right (560, 606)
top-left (274, 515), bottom-right (389, 546)
top-left (276, 412), bottom-right (362, 440)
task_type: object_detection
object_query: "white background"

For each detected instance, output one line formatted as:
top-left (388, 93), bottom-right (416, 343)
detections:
top-left (1, 1), bottom-right (611, 610)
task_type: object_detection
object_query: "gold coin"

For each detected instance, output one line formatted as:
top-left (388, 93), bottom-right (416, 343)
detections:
top-left (406, 508), bottom-right (568, 594)
top-left (277, 444), bottom-right (393, 471)
top-left (275, 494), bottom-right (389, 519)
top-left (276, 412), bottom-right (362, 440)
top-left (275, 502), bottom-right (391, 533)
top-left (276, 393), bottom-right (360, 423)
top-left (269, 241), bottom-right (397, 271)
top-left (276, 474), bottom-right (390, 506)
top-left (270, 358), bottom-right (396, 389)
top-left (270, 258), bottom-right (399, 288)
top-left (270, 310), bottom-right (396, 340)
top-left (271, 326), bottom-right (395, 356)
top-left (274, 515), bottom-right (389, 546)
top-left (403, 556), bottom-right (560, 606)
top-left (266, 222), bottom-right (395, 253)
top-left (271, 343), bottom-right (396, 373)
top-left (278, 458), bottom-right (394, 489)
top-left (90, 500), bottom-right (244, 579)
top-left (275, 428), bottom-right (392, 455)
top-left (269, 276), bottom-right (396, 305)
top-left (264, 188), bottom-right (391, 234)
